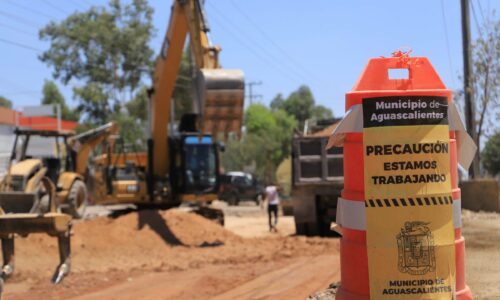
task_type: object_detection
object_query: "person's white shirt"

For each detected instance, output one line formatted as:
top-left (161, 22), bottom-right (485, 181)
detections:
top-left (266, 185), bottom-right (280, 205)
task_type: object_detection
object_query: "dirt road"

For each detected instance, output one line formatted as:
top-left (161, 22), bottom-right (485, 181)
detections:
top-left (462, 210), bottom-right (500, 299)
top-left (2, 206), bottom-right (339, 300)
top-left (69, 255), bottom-right (339, 300)
top-left (2, 205), bottom-right (499, 300)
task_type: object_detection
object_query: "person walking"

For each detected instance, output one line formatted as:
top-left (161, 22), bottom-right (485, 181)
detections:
top-left (265, 183), bottom-right (281, 232)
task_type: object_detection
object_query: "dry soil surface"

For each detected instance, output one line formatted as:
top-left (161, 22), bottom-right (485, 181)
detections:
top-left (2, 208), bottom-right (339, 300)
top-left (462, 209), bottom-right (500, 300)
top-left (2, 207), bottom-right (499, 300)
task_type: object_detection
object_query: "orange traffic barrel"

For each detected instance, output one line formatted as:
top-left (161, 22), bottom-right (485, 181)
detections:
top-left (333, 54), bottom-right (473, 300)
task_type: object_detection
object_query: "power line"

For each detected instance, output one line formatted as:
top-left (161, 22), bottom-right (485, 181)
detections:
top-left (470, 0), bottom-right (484, 37)
top-left (208, 14), bottom-right (301, 85)
top-left (4, 0), bottom-right (59, 20)
top-left (246, 81), bottom-right (262, 105)
top-left (229, 0), bottom-right (322, 83)
top-left (475, 0), bottom-right (486, 25)
top-left (439, 0), bottom-right (456, 87)
top-left (207, 2), bottom-right (310, 85)
top-left (0, 10), bottom-right (43, 29)
top-left (1, 90), bottom-right (41, 96)
top-left (0, 22), bottom-right (37, 37)
top-left (79, 0), bottom-right (94, 6)
top-left (0, 37), bottom-right (43, 53)
top-left (68, 0), bottom-right (87, 11)
top-left (42, 0), bottom-right (72, 16)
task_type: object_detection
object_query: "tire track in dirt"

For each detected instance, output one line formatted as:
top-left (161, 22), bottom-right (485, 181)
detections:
top-left (68, 254), bottom-right (339, 300)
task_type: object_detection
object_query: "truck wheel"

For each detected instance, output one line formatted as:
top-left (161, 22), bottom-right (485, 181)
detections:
top-left (63, 180), bottom-right (88, 219)
top-left (228, 193), bottom-right (239, 206)
top-left (254, 194), bottom-right (262, 206)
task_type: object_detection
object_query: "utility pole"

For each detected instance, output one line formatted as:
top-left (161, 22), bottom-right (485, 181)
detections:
top-left (246, 81), bottom-right (263, 105)
top-left (460, 0), bottom-right (480, 178)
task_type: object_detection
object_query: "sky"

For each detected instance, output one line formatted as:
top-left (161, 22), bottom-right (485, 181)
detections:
top-left (0, 0), bottom-right (497, 119)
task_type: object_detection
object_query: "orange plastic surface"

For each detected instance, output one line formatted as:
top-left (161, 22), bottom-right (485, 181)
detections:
top-left (338, 55), bottom-right (473, 300)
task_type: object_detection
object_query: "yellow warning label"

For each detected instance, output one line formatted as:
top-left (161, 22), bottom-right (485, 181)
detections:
top-left (363, 96), bottom-right (455, 299)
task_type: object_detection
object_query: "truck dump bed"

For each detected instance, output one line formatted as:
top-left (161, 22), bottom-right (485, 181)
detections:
top-left (291, 127), bottom-right (344, 236)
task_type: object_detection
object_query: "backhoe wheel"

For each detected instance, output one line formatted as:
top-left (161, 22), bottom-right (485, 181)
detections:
top-left (63, 180), bottom-right (88, 219)
top-left (30, 176), bottom-right (54, 215)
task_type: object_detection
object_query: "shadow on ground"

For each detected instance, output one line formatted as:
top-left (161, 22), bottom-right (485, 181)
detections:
top-left (137, 210), bottom-right (184, 246)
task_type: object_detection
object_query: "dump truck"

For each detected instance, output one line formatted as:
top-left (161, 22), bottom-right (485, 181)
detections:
top-left (291, 119), bottom-right (344, 236)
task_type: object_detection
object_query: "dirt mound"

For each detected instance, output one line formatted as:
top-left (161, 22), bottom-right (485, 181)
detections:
top-left (5, 209), bottom-right (340, 300)
top-left (74, 209), bottom-right (240, 248)
top-left (7, 208), bottom-right (338, 300)
top-left (13, 209), bottom-right (241, 275)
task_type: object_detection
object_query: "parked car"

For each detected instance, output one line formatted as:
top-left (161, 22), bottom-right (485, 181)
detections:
top-left (219, 172), bottom-right (263, 205)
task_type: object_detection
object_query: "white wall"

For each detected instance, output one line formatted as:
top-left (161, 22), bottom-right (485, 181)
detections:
top-left (0, 125), bottom-right (14, 177)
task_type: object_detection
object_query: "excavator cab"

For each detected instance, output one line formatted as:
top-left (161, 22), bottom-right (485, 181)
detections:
top-left (178, 135), bottom-right (218, 195)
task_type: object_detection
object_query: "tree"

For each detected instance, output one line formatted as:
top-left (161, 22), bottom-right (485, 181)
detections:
top-left (39, 0), bottom-right (155, 124)
top-left (126, 85), bottom-right (148, 121)
top-left (111, 112), bottom-right (146, 151)
top-left (223, 104), bottom-right (297, 183)
top-left (0, 96), bottom-right (12, 108)
top-left (311, 104), bottom-right (333, 120)
top-left (173, 46), bottom-right (194, 120)
top-left (281, 85), bottom-right (314, 127)
top-left (270, 86), bottom-right (333, 129)
top-left (472, 15), bottom-right (500, 147)
top-left (245, 103), bottom-right (277, 135)
top-left (41, 80), bottom-right (79, 121)
top-left (482, 132), bottom-right (500, 177)
top-left (456, 13), bottom-right (499, 157)
top-left (270, 93), bottom-right (285, 111)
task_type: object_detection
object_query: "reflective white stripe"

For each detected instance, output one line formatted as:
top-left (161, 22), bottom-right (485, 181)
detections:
top-left (453, 199), bottom-right (462, 229)
top-left (337, 197), bottom-right (462, 230)
top-left (336, 198), bottom-right (366, 231)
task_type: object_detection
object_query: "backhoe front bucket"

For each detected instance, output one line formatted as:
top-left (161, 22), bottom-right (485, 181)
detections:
top-left (0, 177), bottom-right (72, 298)
top-left (195, 69), bottom-right (245, 139)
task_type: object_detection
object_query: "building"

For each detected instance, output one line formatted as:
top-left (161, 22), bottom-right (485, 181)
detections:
top-left (0, 106), bottom-right (78, 176)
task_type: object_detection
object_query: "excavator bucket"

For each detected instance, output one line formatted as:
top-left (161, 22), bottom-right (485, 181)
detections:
top-left (196, 69), bottom-right (245, 139)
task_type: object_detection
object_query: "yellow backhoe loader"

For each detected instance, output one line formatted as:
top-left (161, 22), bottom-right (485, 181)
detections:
top-left (0, 123), bottom-right (117, 291)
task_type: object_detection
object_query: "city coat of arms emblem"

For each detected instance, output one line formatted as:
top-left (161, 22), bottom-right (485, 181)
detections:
top-left (397, 221), bottom-right (436, 275)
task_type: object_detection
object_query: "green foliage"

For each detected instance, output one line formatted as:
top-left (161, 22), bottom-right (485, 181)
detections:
top-left (41, 80), bottom-right (79, 121)
top-left (73, 83), bottom-right (110, 123)
top-left (173, 47), bottom-right (194, 120)
top-left (482, 132), bottom-right (500, 176)
top-left (0, 96), bottom-right (12, 108)
top-left (223, 104), bottom-right (297, 183)
top-left (311, 104), bottom-right (333, 120)
top-left (126, 85), bottom-right (148, 121)
top-left (39, 0), bottom-right (155, 124)
top-left (110, 113), bottom-right (146, 151)
top-left (245, 103), bottom-right (277, 134)
top-left (281, 85), bottom-right (314, 126)
top-left (270, 85), bottom-right (333, 129)
top-left (270, 93), bottom-right (285, 111)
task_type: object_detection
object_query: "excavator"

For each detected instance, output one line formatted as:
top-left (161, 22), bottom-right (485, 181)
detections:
top-left (90, 0), bottom-right (244, 222)
top-left (0, 122), bottom-right (117, 291)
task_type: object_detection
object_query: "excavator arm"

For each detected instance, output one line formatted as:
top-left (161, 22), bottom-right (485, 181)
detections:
top-left (68, 122), bottom-right (118, 176)
top-left (149, 0), bottom-right (244, 178)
